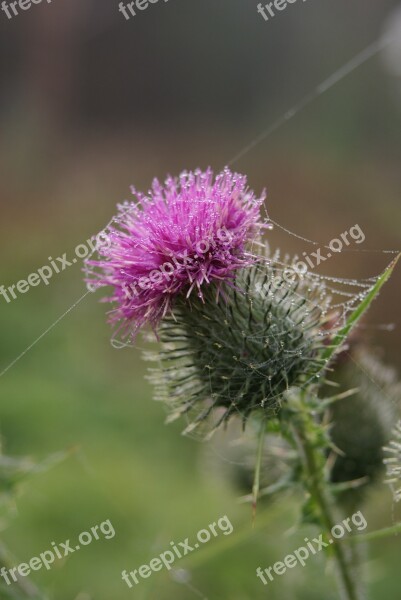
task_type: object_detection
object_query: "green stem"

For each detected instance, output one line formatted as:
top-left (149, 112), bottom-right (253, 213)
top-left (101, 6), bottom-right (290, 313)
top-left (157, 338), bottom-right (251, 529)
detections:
top-left (292, 411), bottom-right (361, 600)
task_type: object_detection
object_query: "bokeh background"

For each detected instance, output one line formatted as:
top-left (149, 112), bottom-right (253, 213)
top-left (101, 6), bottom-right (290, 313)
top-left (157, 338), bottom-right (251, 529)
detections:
top-left (1, 0), bottom-right (401, 598)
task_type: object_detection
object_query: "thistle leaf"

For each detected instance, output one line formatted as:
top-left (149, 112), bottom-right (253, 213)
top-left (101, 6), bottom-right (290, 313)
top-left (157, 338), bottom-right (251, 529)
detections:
top-left (321, 254), bottom-right (400, 365)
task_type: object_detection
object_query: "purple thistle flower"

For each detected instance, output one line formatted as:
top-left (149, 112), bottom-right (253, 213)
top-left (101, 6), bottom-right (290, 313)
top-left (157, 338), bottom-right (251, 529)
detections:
top-left (85, 167), bottom-right (267, 337)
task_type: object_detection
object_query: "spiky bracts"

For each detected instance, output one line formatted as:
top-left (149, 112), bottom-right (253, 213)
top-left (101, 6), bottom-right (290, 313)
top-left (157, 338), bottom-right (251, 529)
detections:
top-left (147, 262), bottom-right (331, 434)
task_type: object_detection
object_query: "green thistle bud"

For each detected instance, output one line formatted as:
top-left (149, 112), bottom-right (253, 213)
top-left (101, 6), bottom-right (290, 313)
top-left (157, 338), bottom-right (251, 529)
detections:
top-left (328, 348), bottom-right (398, 506)
top-left (148, 261), bottom-right (331, 435)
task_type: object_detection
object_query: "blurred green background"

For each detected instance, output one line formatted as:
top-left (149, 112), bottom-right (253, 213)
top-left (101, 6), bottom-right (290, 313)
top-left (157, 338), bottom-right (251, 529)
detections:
top-left (1, 0), bottom-right (401, 598)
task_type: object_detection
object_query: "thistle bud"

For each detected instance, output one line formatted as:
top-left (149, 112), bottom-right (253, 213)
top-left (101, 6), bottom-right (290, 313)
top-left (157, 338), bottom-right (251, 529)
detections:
top-left (150, 262), bottom-right (330, 434)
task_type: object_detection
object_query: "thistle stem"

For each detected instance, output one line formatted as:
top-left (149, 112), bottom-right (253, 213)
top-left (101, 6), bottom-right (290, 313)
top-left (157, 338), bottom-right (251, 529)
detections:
top-left (292, 411), bottom-right (361, 600)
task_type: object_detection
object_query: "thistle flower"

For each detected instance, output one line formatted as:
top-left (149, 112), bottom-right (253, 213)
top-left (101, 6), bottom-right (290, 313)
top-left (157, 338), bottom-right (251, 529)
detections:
top-left (85, 163), bottom-right (400, 600)
top-left (85, 167), bottom-right (266, 337)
